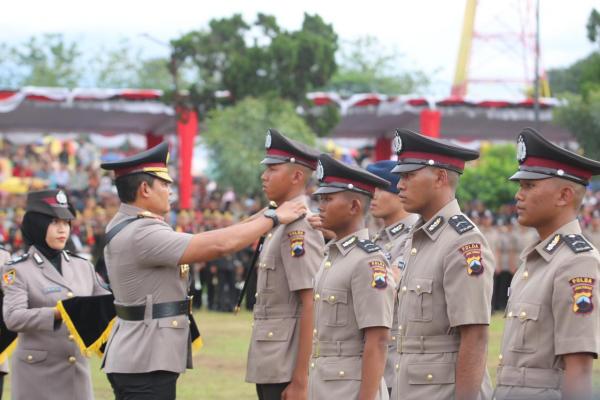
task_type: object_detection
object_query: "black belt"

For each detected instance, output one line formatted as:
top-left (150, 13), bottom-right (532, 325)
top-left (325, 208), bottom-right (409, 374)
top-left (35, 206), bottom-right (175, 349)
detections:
top-left (115, 298), bottom-right (192, 321)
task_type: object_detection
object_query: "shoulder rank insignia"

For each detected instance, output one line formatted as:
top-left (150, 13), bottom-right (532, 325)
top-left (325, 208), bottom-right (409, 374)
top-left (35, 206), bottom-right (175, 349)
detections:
top-left (544, 234), bottom-right (562, 254)
top-left (2, 269), bottom-right (16, 285)
top-left (288, 230), bottom-right (306, 257)
top-left (357, 240), bottom-right (381, 253)
top-left (65, 250), bottom-right (88, 261)
top-left (569, 277), bottom-right (595, 314)
top-left (33, 253), bottom-right (44, 265)
top-left (137, 211), bottom-right (164, 221)
top-left (426, 216), bottom-right (444, 234)
top-left (459, 243), bottom-right (484, 276)
top-left (563, 234), bottom-right (592, 253)
top-left (369, 260), bottom-right (388, 289)
top-left (341, 236), bottom-right (357, 250)
top-left (6, 253), bottom-right (28, 265)
top-left (448, 215), bottom-right (474, 234)
top-left (389, 223), bottom-right (405, 236)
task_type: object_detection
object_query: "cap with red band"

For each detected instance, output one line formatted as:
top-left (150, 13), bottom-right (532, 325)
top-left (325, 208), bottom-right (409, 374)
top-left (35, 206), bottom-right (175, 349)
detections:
top-left (262, 128), bottom-right (320, 170)
top-left (313, 154), bottom-right (390, 197)
top-left (26, 189), bottom-right (75, 220)
top-left (391, 129), bottom-right (479, 174)
top-left (509, 127), bottom-right (600, 185)
top-left (100, 141), bottom-right (173, 183)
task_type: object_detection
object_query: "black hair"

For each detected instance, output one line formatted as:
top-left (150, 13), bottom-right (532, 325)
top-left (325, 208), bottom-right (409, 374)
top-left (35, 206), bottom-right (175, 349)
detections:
top-left (115, 173), bottom-right (157, 203)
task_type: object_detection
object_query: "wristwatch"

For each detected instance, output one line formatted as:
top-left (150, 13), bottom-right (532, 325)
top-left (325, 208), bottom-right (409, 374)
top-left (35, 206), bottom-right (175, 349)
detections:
top-left (264, 209), bottom-right (280, 227)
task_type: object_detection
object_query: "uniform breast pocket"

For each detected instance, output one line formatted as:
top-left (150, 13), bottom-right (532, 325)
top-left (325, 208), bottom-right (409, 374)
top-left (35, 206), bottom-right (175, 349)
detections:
top-left (322, 289), bottom-right (349, 327)
top-left (257, 256), bottom-right (277, 291)
top-left (506, 302), bottom-right (541, 353)
top-left (407, 278), bottom-right (433, 322)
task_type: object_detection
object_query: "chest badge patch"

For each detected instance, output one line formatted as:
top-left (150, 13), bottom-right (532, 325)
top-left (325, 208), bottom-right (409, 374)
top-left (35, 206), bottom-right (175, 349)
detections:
top-left (2, 269), bottom-right (16, 285)
top-left (369, 260), bottom-right (388, 289)
top-left (569, 277), bottom-right (595, 314)
top-left (288, 230), bottom-right (306, 257)
top-left (460, 243), bottom-right (484, 276)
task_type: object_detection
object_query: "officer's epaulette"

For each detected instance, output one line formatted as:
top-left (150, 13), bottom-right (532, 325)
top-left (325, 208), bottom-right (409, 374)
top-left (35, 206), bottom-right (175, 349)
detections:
top-left (137, 211), bottom-right (164, 221)
top-left (448, 215), bottom-right (475, 235)
top-left (65, 250), bottom-right (88, 261)
top-left (6, 253), bottom-right (29, 266)
top-left (356, 239), bottom-right (381, 254)
top-left (563, 234), bottom-right (593, 253)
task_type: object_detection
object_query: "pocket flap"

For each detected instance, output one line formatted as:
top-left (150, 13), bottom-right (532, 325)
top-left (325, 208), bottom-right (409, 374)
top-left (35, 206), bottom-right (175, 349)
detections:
top-left (258, 256), bottom-right (276, 270)
top-left (322, 289), bottom-right (348, 305)
top-left (408, 278), bottom-right (433, 294)
top-left (255, 319), bottom-right (294, 342)
top-left (320, 358), bottom-right (362, 381)
top-left (158, 315), bottom-right (188, 329)
top-left (507, 302), bottom-right (540, 321)
top-left (407, 362), bottom-right (455, 385)
top-left (17, 349), bottom-right (48, 364)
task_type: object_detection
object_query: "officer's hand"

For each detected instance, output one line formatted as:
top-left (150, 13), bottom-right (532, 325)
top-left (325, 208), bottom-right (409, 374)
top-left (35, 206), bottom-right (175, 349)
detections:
top-left (307, 214), bottom-right (337, 240)
top-left (276, 200), bottom-right (307, 224)
top-left (282, 380), bottom-right (307, 400)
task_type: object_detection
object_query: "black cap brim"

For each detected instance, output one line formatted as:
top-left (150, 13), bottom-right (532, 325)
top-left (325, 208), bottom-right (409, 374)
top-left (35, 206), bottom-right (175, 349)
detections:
top-left (509, 170), bottom-right (552, 181)
top-left (313, 186), bottom-right (347, 196)
top-left (391, 164), bottom-right (426, 174)
top-left (260, 157), bottom-right (286, 165)
top-left (54, 207), bottom-right (76, 221)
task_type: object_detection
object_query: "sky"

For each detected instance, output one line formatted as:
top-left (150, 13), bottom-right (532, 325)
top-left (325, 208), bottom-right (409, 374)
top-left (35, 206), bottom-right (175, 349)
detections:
top-left (2, 0), bottom-right (598, 98)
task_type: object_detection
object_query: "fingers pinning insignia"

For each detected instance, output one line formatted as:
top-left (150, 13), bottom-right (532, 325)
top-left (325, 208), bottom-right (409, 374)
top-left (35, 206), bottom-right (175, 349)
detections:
top-left (2, 269), bottom-right (16, 285)
top-left (459, 243), bottom-right (484, 276)
top-left (288, 230), bottom-right (306, 257)
top-left (369, 260), bottom-right (388, 289)
top-left (569, 277), bottom-right (595, 314)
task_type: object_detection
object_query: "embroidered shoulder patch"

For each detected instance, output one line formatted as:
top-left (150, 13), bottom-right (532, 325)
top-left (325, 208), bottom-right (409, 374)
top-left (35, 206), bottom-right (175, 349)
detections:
top-left (426, 216), bottom-right (444, 234)
top-left (569, 277), bottom-right (595, 314)
top-left (369, 260), bottom-right (388, 289)
top-left (563, 234), bottom-right (592, 253)
top-left (288, 230), bottom-right (306, 258)
top-left (357, 240), bottom-right (381, 253)
top-left (341, 236), bottom-right (357, 250)
top-left (448, 215), bottom-right (474, 234)
top-left (6, 253), bottom-right (28, 266)
top-left (459, 243), bottom-right (484, 276)
top-left (544, 234), bottom-right (562, 253)
top-left (2, 269), bottom-right (16, 285)
top-left (389, 223), bottom-right (405, 236)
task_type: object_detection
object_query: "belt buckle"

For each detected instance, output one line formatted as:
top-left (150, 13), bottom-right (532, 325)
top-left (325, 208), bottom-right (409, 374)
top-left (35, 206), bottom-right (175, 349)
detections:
top-left (188, 296), bottom-right (193, 315)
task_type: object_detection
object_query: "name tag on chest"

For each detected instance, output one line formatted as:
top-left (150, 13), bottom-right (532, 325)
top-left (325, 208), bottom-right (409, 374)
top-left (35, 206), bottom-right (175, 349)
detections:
top-left (44, 286), bottom-right (62, 294)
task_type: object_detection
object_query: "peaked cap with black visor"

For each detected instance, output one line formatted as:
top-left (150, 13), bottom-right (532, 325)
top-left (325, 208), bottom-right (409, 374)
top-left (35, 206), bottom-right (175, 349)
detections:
top-left (100, 141), bottom-right (173, 183)
top-left (509, 127), bottom-right (600, 185)
top-left (391, 129), bottom-right (479, 174)
top-left (262, 128), bottom-right (320, 170)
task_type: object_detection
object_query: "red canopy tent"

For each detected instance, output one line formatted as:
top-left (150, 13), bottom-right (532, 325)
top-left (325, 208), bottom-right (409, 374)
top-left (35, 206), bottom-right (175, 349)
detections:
top-left (0, 87), bottom-right (198, 209)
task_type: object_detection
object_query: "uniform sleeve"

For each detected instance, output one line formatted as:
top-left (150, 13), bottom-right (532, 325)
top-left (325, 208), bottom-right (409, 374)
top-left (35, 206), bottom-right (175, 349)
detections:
top-left (280, 220), bottom-right (324, 292)
top-left (442, 231), bottom-right (494, 327)
top-left (133, 220), bottom-right (193, 268)
top-left (1, 265), bottom-right (56, 332)
top-left (351, 255), bottom-right (394, 330)
top-left (552, 255), bottom-right (600, 357)
top-left (86, 260), bottom-right (111, 295)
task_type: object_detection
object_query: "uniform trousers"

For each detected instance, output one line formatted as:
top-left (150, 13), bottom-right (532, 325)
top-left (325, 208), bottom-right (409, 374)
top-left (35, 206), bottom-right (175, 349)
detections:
top-left (255, 382), bottom-right (289, 400)
top-left (108, 371), bottom-right (179, 400)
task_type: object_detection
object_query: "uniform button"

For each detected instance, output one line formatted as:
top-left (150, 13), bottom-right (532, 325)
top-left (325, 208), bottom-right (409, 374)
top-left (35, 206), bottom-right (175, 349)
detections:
top-left (68, 356), bottom-right (76, 364)
top-left (313, 329), bottom-right (317, 336)
top-left (172, 320), bottom-right (179, 327)
top-left (398, 325), bottom-right (403, 331)
top-left (426, 373), bottom-right (433, 381)
top-left (68, 334), bottom-right (74, 341)
top-left (67, 291), bottom-right (74, 298)
top-left (395, 364), bottom-right (399, 370)
top-left (523, 271), bottom-right (529, 279)
top-left (267, 233), bottom-right (272, 238)
top-left (507, 312), bottom-right (513, 318)
top-left (411, 248), bottom-right (417, 255)
top-left (255, 292), bottom-right (258, 297)
top-left (329, 295), bottom-right (336, 301)
top-left (519, 311), bottom-right (527, 319)
top-left (314, 293), bottom-right (320, 300)
top-left (391, 336), bottom-right (396, 341)
top-left (310, 362), bottom-right (315, 369)
top-left (401, 286), bottom-right (407, 292)
top-left (338, 371), bottom-right (345, 377)
top-left (324, 261), bottom-right (332, 268)
top-left (498, 354), bottom-right (503, 361)
top-left (267, 332), bottom-right (274, 338)
top-left (416, 285), bottom-right (421, 290)
top-left (26, 355), bottom-right (33, 362)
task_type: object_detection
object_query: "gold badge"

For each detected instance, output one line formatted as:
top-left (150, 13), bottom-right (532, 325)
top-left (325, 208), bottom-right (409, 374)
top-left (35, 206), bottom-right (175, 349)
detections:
top-left (180, 264), bottom-right (190, 279)
top-left (2, 269), bottom-right (15, 285)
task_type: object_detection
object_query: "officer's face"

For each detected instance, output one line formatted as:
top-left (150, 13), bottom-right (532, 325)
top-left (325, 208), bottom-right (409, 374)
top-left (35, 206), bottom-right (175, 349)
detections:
top-left (45, 218), bottom-right (71, 250)
top-left (261, 164), bottom-right (292, 202)
top-left (148, 178), bottom-right (172, 215)
top-left (514, 179), bottom-right (556, 227)
top-left (397, 167), bottom-right (434, 213)
top-left (370, 188), bottom-right (403, 219)
top-left (317, 192), bottom-right (351, 231)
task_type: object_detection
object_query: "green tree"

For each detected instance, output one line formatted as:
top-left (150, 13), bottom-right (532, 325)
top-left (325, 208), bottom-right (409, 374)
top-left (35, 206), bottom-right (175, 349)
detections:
top-left (587, 8), bottom-right (600, 48)
top-left (554, 90), bottom-right (600, 160)
top-left (457, 144), bottom-right (519, 211)
top-left (202, 96), bottom-right (317, 194)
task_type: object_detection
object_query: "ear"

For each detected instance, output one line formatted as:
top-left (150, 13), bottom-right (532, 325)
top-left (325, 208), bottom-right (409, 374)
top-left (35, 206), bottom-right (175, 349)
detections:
top-left (349, 198), bottom-right (362, 216)
top-left (290, 167), bottom-right (304, 185)
top-left (433, 168), bottom-right (447, 189)
top-left (138, 180), bottom-right (152, 199)
top-left (556, 184), bottom-right (574, 208)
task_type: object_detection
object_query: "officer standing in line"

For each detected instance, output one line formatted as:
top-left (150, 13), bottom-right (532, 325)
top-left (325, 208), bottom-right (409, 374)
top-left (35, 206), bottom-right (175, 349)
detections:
top-left (0, 245), bottom-right (10, 398)
top-left (309, 154), bottom-right (395, 400)
top-left (99, 142), bottom-right (306, 400)
top-left (584, 210), bottom-right (600, 248)
top-left (494, 128), bottom-right (600, 400)
top-left (366, 160), bottom-right (418, 396)
top-left (245, 129), bottom-right (324, 400)
top-left (390, 129), bottom-right (495, 400)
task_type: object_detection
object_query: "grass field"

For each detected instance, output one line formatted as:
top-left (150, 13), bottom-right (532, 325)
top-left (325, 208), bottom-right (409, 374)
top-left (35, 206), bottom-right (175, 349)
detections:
top-left (2, 310), bottom-right (599, 399)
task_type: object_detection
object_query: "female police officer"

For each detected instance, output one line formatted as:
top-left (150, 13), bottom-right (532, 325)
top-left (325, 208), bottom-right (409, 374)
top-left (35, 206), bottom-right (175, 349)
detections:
top-left (0, 189), bottom-right (109, 400)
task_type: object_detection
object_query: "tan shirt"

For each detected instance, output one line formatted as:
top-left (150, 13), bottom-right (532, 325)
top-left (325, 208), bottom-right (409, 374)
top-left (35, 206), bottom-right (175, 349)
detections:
top-left (246, 200), bottom-right (324, 384)
top-left (308, 228), bottom-right (395, 400)
top-left (372, 214), bottom-right (418, 389)
top-left (494, 220), bottom-right (600, 400)
top-left (392, 200), bottom-right (494, 400)
top-left (1, 246), bottom-right (109, 400)
top-left (0, 247), bottom-right (11, 374)
top-left (102, 203), bottom-right (193, 374)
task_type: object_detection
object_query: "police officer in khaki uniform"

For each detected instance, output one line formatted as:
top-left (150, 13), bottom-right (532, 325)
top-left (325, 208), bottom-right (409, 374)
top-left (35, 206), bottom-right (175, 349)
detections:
top-left (309, 154), bottom-right (395, 400)
top-left (390, 129), bottom-right (495, 400)
top-left (100, 142), bottom-right (306, 400)
top-left (494, 128), bottom-right (600, 400)
top-left (0, 245), bottom-right (10, 397)
top-left (0, 189), bottom-right (110, 400)
top-left (366, 160), bottom-right (418, 396)
top-left (246, 129), bottom-right (324, 400)
top-left (584, 210), bottom-right (600, 249)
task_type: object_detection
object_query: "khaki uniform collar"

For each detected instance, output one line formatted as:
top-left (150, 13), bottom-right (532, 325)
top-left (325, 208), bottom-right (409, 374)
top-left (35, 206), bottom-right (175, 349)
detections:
top-left (119, 203), bottom-right (164, 220)
top-left (332, 228), bottom-right (370, 256)
top-left (525, 219), bottom-right (583, 263)
top-left (415, 199), bottom-right (462, 241)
